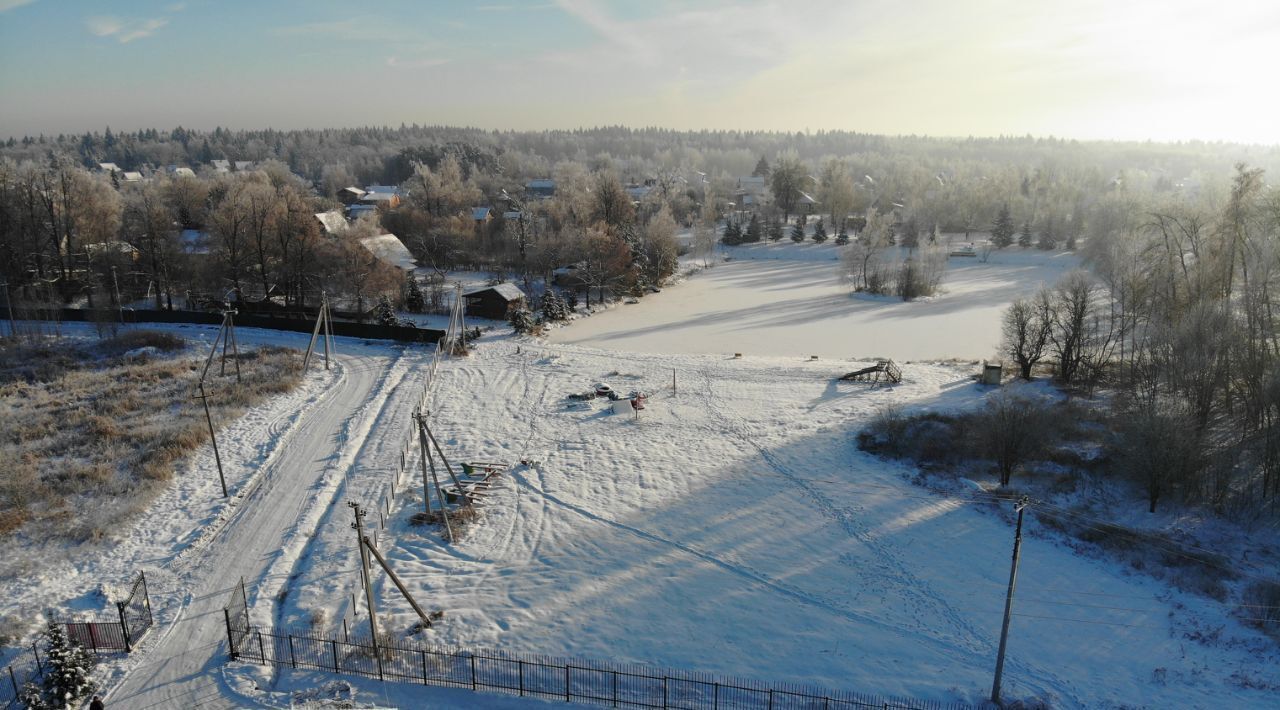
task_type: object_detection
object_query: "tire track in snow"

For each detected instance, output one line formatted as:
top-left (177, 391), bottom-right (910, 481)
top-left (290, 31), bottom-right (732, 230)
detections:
top-left (697, 370), bottom-right (1084, 706)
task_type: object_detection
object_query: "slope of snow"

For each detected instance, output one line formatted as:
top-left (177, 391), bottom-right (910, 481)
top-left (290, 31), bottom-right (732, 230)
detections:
top-left (548, 245), bottom-right (1079, 360)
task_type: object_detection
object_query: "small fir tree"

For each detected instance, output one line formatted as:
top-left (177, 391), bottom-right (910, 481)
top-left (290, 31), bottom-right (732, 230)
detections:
top-left (1037, 218), bottom-right (1057, 250)
top-left (811, 217), bottom-right (828, 244)
top-left (721, 220), bottom-right (742, 245)
top-left (752, 155), bottom-right (771, 178)
top-left (404, 275), bottom-right (425, 313)
top-left (767, 216), bottom-right (784, 241)
top-left (24, 620), bottom-right (97, 709)
top-left (541, 289), bottom-right (570, 321)
top-left (374, 295), bottom-right (399, 327)
top-left (992, 203), bottom-right (1016, 248)
top-left (790, 217), bottom-right (806, 243)
top-left (835, 221), bottom-right (850, 246)
top-left (744, 213), bottom-right (763, 243)
top-left (1018, 221), bottom-right (1033, 247)
top-left (1065, 233), bottom-right (1077, 251)
top-left (509, 307), bottom-right (536, 334)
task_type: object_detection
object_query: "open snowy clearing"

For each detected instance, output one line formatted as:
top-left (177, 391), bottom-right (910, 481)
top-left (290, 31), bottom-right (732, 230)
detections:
top-left (292, 339), bottom-right (1277, 709)
top-left (548, 243), bottom-right (1081, 361)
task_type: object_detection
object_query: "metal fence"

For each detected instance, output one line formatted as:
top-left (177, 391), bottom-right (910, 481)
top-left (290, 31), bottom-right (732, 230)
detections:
top-left (0, 642), bottom-right (45, 710)
top-left (61, 571), bottom-right (153, 654)
top-left (224, 623), bottom-right (966, 710)
top-left (54, 308), bottom-right (445, 344)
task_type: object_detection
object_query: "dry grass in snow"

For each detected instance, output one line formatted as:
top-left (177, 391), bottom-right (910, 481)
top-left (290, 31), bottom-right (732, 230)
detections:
top-left (0, 330), bottom-right (302, 542)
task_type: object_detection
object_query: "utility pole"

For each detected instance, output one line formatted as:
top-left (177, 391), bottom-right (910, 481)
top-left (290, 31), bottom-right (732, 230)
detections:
top-left (0, 280), bottom-right (15, 338)
top-left (303, 293), bottom-right (334, 372)
top-left (220, 308), bottom-right (241, 382)
top-left (111, 265), bottom-right (123, 325)
top-left (414, 411), bottom-right (434, 516)
top-left (194, 382), bottom-right (228, 497)
top-left (349, 503), bottom-right (379, 645)
top-left (991, 495), bottom-right (1030, 705)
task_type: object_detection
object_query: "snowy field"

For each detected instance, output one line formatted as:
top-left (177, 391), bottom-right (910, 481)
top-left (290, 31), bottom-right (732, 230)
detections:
top-left (548, 242), bottom-right (1081, 361)
top-left (301, 341), bottom-right (1276, 709)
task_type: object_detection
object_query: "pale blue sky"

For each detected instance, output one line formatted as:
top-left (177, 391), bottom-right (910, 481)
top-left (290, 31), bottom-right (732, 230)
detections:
top-left (1, 0), bottom-right (1278, 143)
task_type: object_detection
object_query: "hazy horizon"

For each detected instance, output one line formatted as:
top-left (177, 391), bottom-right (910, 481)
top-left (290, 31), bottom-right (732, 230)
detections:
top-left (2, 0), bottom-right (1279, 145)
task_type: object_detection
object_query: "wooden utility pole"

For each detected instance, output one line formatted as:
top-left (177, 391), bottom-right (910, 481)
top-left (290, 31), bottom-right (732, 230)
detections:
top-left (349, 502), bottom-right (379, 647)
top-left (303, 293), bottom-right (334, 371)
top-left (362, 535), bottom-right (434, 628)
top-left (414, 411), bottom-right (434, 516)
top-left (219, 309), bottom-right (241, 382)
top-left (194, 382), bottom-right (228, 497)
top-left (991, 495), bottom-right (1030, 704)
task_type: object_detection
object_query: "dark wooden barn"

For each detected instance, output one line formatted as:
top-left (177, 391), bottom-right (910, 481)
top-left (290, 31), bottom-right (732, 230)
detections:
top-left (463, 283), bottom-right (526, 321)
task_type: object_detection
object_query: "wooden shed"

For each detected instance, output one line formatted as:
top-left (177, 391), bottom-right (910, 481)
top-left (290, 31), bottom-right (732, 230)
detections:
top-left (463, 283), bottom-right (526, 321)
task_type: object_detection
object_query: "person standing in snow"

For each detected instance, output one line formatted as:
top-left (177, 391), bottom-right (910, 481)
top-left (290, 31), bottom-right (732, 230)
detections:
top-left (90, 696), bottom-right (105, 710)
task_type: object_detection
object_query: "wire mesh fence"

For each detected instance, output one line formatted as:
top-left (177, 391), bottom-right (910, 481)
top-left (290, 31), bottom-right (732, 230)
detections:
top-left (224, 622), bottom-right (968, 710)
top-left (0, 641), bottom-right (45, 710)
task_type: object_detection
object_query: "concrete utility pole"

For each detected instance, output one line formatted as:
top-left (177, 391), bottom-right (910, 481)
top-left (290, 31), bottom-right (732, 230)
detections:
top-left (220, 309), bottom-right (241, 382)
top-left (362, 534), bottom-right (433, 628)
top-left (349, 503), bottom-right (379, 643)
top-left (194, 382), bottom-right (228, 497)
top-left (991, 495), bottom-right (1030, 704)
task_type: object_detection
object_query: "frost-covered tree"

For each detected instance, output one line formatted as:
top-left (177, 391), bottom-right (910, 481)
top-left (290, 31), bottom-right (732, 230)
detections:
top-left (509, 307), bottom-right (537, 334)
top-left (541, 289), bottom-right (570, 321)
top-left (812, 217), bottom-right (828, 244)
top-left (992, 204), bottom-right (1015, 248)
top-left (790, 216), bottom-right (806, 243)
top-left (721, 219), bottom-right (742, 245)
top-left (22, 620), bottom-right (97, 710)
top-left (404, 274), bottom-right (425, 313)
top-left (1018, 220), bottom-right (1033, 247)
top-left (373, 294), bottom-right (399, 327)
top-left (767, 216), bottom-right (784, 242)
top-left (835, 221), bottom-right (850, 246)
top-left (1037, 217), bottom-right (1057, 250)
top-left (901, 217), bottom-right (920, 251)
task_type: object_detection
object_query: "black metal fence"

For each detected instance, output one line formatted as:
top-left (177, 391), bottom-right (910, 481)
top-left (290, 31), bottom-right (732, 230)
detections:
top-left (224, 621), bottom-right (966, 710)
top-left (61, 571), bottom-right (153, 655)
top-left (54, 308), bottom-right (444, 344)
top-left (0, 642), bottom-right (45, 710)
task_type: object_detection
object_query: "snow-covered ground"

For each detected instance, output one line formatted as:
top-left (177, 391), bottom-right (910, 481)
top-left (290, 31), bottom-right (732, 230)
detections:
top-left (314, 340), bottom-right (1276, 709)
top-left (549, 243), bottom-right (1080, 360)
top-left (9, 238), bottom-right (1277, 709)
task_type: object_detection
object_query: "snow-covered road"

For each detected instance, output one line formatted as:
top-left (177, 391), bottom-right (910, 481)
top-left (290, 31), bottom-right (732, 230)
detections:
top-left (104, 335), bottom-right (424, 709)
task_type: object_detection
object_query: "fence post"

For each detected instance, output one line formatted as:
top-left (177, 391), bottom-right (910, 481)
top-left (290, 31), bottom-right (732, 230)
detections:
top-left (141, 571), bottom-right (152, 627)
top-left (331, 639), bottom-right (340, 673)
top-left (713, 682), bottom-right (719, 710)
top-left (117, 602), bottom-right (132, 653)
top-left (421, 650), bottom-right (428, 685)
top-left (612, 669), bottom-right (618, 707)
top-left (288, 634), bottom-right (297, 669)
top-left (87, 624), bottom-right (98, 654)
top-left (257, 631), bottom-right (266, 662)
top-left (31, 642), bottom-right (41, 672)
top-left (9, 665), bottom-right (18, 698)
top-left (768, 688), bottom-right (774, 710)
top-left (518, 660), bottom-right (524, 696)
top-left (223, 608), bottom-right (237, 660)
top-left (565, 664), bottom-right (571, 702)
top-left (470, 654), bottom-right (477, 691)
top-left (662, 676), bottom-right (668, 709)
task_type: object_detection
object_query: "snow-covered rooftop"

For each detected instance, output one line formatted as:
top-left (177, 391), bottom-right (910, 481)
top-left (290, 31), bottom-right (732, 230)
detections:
top-left (359, 233), bottom-right (417, 271)
top-left (463, 282), bottom-right (525, 301)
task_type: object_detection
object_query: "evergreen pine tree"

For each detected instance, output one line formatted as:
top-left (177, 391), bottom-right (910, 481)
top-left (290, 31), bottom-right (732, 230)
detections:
top-left (790, 216), bottom-right (806, 243)
top-left (812, 217), bottom-right (828, 244)
top-left (374, 295), bottom-right (399, 327)
top-left (509, 307), bottom-right (536, 334)
top-left (767, 216), bottom-right (784, 242)
top-left (541, 289), bottom-right (570, 321)
top-left (835, 221), bottom-right (850, 246)
top-left (721, 220), bottom-right (742, 245)
top-left (1037, 218), bottom-right (1057, 250)
top-left (1017, 221), bottom-right (1033, 247)
top-left (752, 155), bottom-right (771, 178)
top-left (1065, 233), bottom-right (1077, 251)
top-left (744, 213), bottom-right (763, 243)
top-left (404, 275), bottom-right (425, 313)
top-left (26, 620), bottom-right (96, 709)
top-left (992, 203), bottom-right (1016, 248)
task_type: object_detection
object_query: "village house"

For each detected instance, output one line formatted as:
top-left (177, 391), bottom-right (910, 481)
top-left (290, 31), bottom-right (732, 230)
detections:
top-left (463, 283), bottom-right (526, 321)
